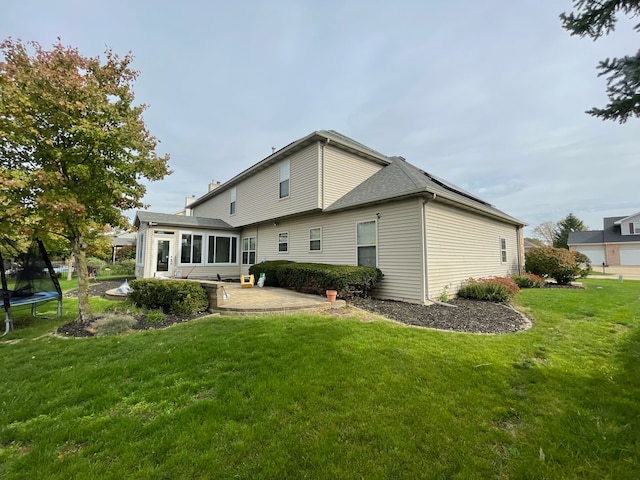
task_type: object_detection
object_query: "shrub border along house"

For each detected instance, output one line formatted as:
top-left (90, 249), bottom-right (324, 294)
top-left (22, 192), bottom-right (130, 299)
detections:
top-left (249, 261), bottom-right (383, 299)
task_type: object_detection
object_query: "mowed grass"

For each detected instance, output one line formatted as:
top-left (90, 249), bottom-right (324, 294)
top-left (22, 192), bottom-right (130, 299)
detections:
top-left (1, 279), bottom-right (639, 479)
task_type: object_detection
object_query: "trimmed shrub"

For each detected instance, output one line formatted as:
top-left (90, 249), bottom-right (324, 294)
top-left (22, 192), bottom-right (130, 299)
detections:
top-left (511, 273), bottom-right (546, 288)
top-left (128, 279), bottom-right (208, 315)
top-left (252, 261), bottom-right (382, 298)
top-left (525, 247), bottom-right (592, 285)
top-left (457, 277), bottom-right (520, 302)
top-left (106, 260), bottom-right (135, 276)
top-left (249, 260), bottom-right (294, 287)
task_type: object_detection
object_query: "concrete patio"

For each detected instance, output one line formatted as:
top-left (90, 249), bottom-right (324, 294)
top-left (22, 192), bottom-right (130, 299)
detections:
top-left (211, 282), bottom-right (347, 315)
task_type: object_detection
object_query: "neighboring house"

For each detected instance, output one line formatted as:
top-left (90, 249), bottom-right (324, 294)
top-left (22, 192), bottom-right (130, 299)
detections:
top-left (568, 213), bottom-right (640, 266)
top-left (111, 231), bottom-right (137, 263)
top-left (134, 130), bottom-right (526, 304)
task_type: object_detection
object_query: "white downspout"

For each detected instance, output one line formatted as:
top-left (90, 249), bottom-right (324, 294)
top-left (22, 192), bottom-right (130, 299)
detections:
top-left (422, 193), bottom-right (453, 306)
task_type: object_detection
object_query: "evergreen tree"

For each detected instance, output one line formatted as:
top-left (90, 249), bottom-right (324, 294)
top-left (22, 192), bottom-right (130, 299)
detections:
top-left (553, 213), bottom-right (588, 249)
top-left (560, 1), bottom-right (640, 122)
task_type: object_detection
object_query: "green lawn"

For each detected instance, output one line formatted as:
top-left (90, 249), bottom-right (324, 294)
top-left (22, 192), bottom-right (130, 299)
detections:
top-left (1, 279), bottom-right (639, 479)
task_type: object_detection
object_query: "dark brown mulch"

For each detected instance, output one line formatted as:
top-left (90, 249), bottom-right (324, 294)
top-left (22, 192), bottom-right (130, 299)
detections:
top-left (349, 297), bottom-right (531, 334)
top-left (59, 280), bottom-right (208, 337)
top-left (61, 280), bottom-right (532, 336)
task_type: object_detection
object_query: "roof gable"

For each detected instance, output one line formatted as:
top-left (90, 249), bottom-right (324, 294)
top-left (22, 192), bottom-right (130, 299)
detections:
top-left (188, 130), bottom-right (391, 208)
top-left (325, 156), bottom-right (523, 225)
top-left (613, 212), bottom-right (640, 225)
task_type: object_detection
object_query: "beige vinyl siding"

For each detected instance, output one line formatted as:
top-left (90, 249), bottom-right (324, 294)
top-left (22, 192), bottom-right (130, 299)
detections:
top-left (621, 214), bottom-right (640, 236)
top-left (375, 199), bottom-right (425, 303)
top-left (192, 144), bottom-right (320, 226)
top-left (252, 199), bottom-right (425, 304)
top-left (322, 144), bottom-right (384, 208)
top-left (425, 201), bottom-right (519, 298)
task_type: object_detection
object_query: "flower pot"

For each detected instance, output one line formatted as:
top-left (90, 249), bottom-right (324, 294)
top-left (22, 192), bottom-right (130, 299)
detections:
top-left (326, 290), bottom-right (337, 302)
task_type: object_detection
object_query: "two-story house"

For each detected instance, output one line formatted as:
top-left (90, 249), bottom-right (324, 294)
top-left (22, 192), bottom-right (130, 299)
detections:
top-left (134, 130), bottom-right (525, 304)
top-left (568, 213), bottom-right (640, 266)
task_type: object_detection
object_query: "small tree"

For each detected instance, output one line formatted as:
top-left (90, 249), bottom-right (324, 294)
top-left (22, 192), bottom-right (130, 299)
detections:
top-left (532, 220), bottom-right (557, 246)
top-left (553, 213), bottom-right (588, 249)
top-left (0, 39), bottom-right (170, 323)
top-left (526, 246), bottom-right (591, 285)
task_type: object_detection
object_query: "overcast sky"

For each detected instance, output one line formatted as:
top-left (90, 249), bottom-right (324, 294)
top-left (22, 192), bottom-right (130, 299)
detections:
top-left (2, 0), bottom-right (637, 235)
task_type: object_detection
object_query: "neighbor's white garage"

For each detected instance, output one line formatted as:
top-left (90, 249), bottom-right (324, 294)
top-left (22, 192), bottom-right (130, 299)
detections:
top-left (576, 245), bottom-right (606, 266)
top-left (620, 244), bottom-right (640, 266)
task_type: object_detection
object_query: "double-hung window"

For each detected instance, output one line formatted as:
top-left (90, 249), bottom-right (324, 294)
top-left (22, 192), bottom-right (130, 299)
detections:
top-left (279, 160), bottom-right (290, 199)
top-left (357, 220), bottom-right (377, 267)
top-left (207, 235), bottom-right (238, 264)
top-left (309, 227), bottom-right (321, 251)
top-left (500, 238), bottom-right (507, 263)
top-left (230, 187), bottom-right (236, 215)
top-left (242, 237), bottom-right (256, 265)
top-left (632, 222), bottom-right (640, 234)
top-left (278, 232), bottom-right (289, 253)
top-left (180, 233), bottom-right (203, 264)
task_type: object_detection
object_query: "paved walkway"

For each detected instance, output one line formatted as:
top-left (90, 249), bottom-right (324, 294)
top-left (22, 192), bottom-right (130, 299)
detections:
top-left (589, 266), bottom-right (640, 281)
top-left (213, 283), bottom-right (346, 315)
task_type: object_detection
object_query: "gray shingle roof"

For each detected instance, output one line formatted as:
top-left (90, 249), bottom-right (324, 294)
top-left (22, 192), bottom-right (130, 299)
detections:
top-left (325, 156), bottom-right (523, 225)
top-left (569, 216), bottom-right (640, 245)
top-left (568, 230), bottom-right (604, 244)
top-left (134, 211), bottom-right (237, 230)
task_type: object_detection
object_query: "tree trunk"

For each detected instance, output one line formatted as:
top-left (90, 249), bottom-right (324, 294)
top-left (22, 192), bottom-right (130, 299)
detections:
top-left (66, 255), bottom-right (74, 281)
top-left (72, 234), bottom-right (93, 323)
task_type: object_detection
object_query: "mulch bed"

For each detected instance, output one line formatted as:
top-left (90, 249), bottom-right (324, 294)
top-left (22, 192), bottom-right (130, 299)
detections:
top-left (349, 297), bottom-right (531, 334)
top-left (60, 279), bottom-right (536, 336)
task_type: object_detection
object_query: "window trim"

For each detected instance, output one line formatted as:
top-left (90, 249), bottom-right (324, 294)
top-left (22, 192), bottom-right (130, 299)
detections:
top-left (500, 237), bottom-right (507, 263)
top-left (242, 236), bottom-right (256, 265)
top-left (279, 160), bottom-right (290, 199)
top-left (356, 220), bottom-right (377, 267)
top-left (179, 232), bottom-right (204, 265)
top-left (309, 227), bottom-right (322, 252)
top-left (136, 232), bottom-right (146, 265)
top-left (633, 222), bottom-right (640, 235)
top-left (278, 231), bottom-right (289, 253)
top-left (230, 187), bottom-right (236, 216)
top-left (206, 234), bottom-right (239, 265)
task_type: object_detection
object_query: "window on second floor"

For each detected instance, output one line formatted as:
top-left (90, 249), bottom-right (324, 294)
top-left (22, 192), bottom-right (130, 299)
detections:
top-left (279, 160), bottom-right (290, 199)
top-left (500, 237), bottom-right (507, 263)
top-left (309, 227), bottom-right (321, 251)
top-left (278, 232), bottom-right (289, 253)
top-left (632, 222), bottom-right (640, 235)
top-left (180, 233), bottom-right (203, 264)
top-left (230, 187), bottom-right (236, 215)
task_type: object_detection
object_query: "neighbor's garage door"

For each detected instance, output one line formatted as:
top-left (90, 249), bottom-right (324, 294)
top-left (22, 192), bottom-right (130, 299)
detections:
top-left (620, 244), bottom-right (640, 266)
top-left (576, 245), bottom-right (605, 266)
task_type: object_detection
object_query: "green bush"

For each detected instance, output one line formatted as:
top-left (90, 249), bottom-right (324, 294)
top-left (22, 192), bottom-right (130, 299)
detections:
top-left (86, 257), bottom-right (107, 275)
top-left (457, 277), bottom-right (520, 302)
top-left (251, 261), bottom-right (383, 298)
top-left (511, 273), bottom-right (546, 288)
top-left (128, 279), bottom-right (208, 315)
top-left (105, 261), bottom-right (135, 276)
top-left (525, 247), bottom-right (592, 285)
top-left (249, 260), bottom-right (294, 287)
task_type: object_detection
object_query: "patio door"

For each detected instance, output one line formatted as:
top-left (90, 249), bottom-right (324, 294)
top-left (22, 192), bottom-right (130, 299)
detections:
top-left (154, 238), bottom-right (174, 277)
